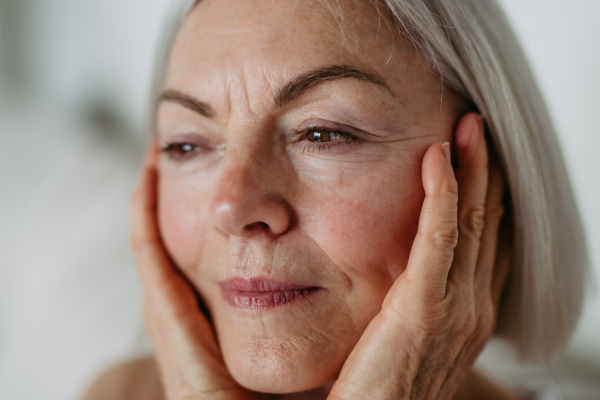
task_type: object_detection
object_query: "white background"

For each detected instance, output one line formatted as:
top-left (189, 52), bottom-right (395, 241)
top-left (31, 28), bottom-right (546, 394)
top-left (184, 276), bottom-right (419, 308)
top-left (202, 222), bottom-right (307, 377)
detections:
top-left (0, 0), bottom-right (598, 399)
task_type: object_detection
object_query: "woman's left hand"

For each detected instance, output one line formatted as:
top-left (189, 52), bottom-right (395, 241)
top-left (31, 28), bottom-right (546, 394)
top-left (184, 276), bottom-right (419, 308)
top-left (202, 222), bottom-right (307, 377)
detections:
top-left (328, 112), bottom-right (510, 400)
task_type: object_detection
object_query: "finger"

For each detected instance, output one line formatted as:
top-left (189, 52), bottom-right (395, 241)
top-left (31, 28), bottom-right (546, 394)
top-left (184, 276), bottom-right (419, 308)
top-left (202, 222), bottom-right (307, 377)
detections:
top-left (491, 197), bottom-right (512, 313)
top-left (402, 141), bottom-right (459, 301)
top-left (439, 148), bottom-right (507, 400)
top-left (491, 230), bottom-right (512, 315)
top-left (435, 151), bottom-right (507, 400)
top-left (131, 142), bottom-right (198, 316)
top-left (131, 142), bottom-right (176, 290)
top-left (474, 150), bottom-right (507, 305)
top-left (448, 113), bottom-right (489, 287)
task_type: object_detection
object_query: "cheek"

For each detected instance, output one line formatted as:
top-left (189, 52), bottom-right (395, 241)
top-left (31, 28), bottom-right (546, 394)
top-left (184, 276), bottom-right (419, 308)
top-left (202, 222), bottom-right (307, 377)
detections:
top-left (158, 174), bottom-right (210, 271)
top-left (298, 160), bottom-right (424, 285)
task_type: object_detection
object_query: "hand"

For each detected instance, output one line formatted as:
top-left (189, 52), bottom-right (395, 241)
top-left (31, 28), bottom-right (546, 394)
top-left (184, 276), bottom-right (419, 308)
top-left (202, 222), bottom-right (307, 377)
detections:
top-left (328, 112), bottom-right (510, 400)
top-left (131, 144), bottom-right (255, 400)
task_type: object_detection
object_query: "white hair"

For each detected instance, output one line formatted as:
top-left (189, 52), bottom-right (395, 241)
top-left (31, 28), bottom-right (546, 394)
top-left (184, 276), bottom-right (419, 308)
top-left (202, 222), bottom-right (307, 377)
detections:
top-left (150, 0), bottom-right (590, 362)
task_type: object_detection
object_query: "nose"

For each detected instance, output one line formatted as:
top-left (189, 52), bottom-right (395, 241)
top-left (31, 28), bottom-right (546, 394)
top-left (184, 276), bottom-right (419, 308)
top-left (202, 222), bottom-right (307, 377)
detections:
top-left (210, 146), bottom-right (294, 238)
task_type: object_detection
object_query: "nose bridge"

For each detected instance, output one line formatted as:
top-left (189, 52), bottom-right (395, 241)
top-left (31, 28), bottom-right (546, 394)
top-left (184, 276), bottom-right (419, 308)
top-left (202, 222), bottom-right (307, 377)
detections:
top-left (210, 127), bottom-right (294, 238)
top-left (215, 144), bottom-right (260, 204)
top-left (217, 130), bottom-right (276, 198)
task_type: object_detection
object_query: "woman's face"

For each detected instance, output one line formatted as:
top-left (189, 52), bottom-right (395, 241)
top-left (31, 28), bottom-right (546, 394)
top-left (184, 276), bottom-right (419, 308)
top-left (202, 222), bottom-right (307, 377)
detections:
top-left (157, 0), bottom-right (464, 393)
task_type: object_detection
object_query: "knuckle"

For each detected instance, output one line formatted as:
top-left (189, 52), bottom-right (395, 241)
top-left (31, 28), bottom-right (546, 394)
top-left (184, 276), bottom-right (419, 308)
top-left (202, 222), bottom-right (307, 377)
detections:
top-left (486, 202), bottom-right (505, 226)
top-left (459, 204), bottom-right (486, 239)
top-left (443, 175), bottom-right (459, 197)
top-left (448, 299), bottom-right (477, 338)
top-left (464, 310), bottom-right (477, 335)
top-left (421, 223), bottom-right (459, 252)
top-left (456, 311), bottom-right (477, 340)
top-left (460, 300), bottom-right (497, 346)
top-left (382, 303), bottom-right (441, 339)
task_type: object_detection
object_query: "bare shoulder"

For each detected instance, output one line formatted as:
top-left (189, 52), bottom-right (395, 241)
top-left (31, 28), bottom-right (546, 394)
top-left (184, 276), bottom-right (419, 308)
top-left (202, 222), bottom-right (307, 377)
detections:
top-left (81, 356), bottom-right (164, 400)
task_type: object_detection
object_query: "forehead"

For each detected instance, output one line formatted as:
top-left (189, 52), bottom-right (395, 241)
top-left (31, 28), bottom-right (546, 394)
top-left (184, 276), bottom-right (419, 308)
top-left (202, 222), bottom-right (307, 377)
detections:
top-left (165, 0), bottom-right (420, 90)
top-left (178, 0), bottom-right (397, 47)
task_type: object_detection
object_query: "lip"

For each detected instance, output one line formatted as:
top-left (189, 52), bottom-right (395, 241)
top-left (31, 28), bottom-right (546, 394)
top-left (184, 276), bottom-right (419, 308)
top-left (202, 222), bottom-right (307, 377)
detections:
top-left (219, 279), bottom-right (323, 311)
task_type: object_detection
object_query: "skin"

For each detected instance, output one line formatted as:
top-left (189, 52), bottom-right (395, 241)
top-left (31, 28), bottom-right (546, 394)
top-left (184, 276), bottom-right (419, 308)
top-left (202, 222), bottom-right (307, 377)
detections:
top-left (129, 0), bottom-right (515, 399)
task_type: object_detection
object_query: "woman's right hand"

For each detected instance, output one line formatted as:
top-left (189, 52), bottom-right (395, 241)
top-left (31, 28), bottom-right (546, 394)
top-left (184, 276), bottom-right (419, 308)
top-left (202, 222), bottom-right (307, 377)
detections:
top-left (131, 143), bottom-right (254, 400)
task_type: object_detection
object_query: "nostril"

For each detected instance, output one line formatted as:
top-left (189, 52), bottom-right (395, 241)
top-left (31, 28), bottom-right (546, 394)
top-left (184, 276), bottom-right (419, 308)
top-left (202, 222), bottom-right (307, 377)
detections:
top-left (244, 221), bottom-right (270, 233)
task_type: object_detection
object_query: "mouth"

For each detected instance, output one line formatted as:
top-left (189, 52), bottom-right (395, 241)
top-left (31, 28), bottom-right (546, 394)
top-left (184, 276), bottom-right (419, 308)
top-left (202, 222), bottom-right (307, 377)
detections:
top-left (219, 279), bottom-right (323, 311)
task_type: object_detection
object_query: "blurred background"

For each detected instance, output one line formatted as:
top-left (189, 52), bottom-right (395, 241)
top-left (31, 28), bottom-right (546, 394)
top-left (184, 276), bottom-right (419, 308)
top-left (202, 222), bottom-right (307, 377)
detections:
top-left (0, 0), bottom-right (598, 399)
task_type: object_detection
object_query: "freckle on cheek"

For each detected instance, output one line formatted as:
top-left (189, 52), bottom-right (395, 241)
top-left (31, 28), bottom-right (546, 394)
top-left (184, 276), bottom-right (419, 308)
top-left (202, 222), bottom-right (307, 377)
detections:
top-left (338, 170), bottom-right (344, 186)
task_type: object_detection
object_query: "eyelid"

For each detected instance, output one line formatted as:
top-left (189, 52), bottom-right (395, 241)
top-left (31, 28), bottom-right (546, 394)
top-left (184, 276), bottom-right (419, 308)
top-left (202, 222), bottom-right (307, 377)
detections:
top-left (290, 126), bottom-right (356, 142)
top-left (291, 118), bottom-right (373, 139)
top-left (287, 124), bottom-right (360, 155)
top-left (159, 131), bottom-right (229, 164)
top-left (292, 118), bottom-right (347, 134)
top-left (160, 132), bottom-right (220, 149)
top-left (160, 142), bottom-right (204, 163)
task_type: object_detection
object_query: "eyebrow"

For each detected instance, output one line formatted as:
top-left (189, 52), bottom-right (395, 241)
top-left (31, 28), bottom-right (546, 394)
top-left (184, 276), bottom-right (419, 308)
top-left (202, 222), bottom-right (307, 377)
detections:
top-left (274, 65), bottom-right (390, 107)
top-left (159, 65), bottom-right (390, 117)
top-left (159, 90), bottom-right (215, 118)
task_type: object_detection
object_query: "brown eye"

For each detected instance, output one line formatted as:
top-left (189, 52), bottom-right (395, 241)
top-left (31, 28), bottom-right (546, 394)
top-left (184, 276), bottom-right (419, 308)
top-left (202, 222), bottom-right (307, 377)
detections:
top-left (161, 142), bottom-right (204, 161)
top-left (169, 143), bottom-right (197, 154)
top-left (307, 131), bottom-right (332, 142)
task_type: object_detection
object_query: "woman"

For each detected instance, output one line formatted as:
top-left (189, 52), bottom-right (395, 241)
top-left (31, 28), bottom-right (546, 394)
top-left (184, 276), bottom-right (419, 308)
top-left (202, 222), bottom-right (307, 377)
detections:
top-left (83, 0), bottom-right (589, 398)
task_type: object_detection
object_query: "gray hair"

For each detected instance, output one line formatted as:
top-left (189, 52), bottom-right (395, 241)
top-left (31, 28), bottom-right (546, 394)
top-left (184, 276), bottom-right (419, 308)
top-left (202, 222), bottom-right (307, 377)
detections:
top-left (150, 0), bottom-right (590, 362)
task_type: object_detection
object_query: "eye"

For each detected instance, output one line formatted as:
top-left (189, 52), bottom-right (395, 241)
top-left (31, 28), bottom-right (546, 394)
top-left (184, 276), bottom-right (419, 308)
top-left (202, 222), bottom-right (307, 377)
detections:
top-left (296, 127), bottom-right (356, 143)
top-left (161, 142), bottom-right (204, 162)
top-left (294, 126), bottom-right (358, 152)
top-left (307, 130), bottom-right (333, 142)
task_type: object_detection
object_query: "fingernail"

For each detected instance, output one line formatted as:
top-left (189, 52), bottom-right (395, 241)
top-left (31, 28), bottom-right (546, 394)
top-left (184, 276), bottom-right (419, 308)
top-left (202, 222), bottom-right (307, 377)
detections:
top-left (441, 142), bottom-right (451, 164)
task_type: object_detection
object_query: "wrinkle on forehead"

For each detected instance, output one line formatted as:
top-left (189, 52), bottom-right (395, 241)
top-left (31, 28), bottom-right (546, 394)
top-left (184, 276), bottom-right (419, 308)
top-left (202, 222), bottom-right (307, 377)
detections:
top-left (166, 0), bottom-right (443, 124)
top-left (189, 0), bottom-right (414, 80)
top-left (192, 0), bottom-right (403, 56)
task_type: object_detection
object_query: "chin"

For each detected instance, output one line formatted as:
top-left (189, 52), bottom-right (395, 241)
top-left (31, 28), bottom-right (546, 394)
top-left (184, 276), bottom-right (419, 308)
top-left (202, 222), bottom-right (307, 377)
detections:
top-left (212, 290), bottom-right (357, 393)
top-left (207, 276), bottom-right (384, 394)
top-left (222, 337), bottom-right (342, 393)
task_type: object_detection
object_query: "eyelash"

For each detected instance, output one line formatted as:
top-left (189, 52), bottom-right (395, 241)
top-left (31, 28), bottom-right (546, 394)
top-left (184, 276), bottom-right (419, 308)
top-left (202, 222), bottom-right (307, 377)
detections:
top-left (161, 142), bottom-right (206, 162)
top-left (292, 126), bottom-right (358, 153)
top-left (160, 126), bottom-right (358, 162)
